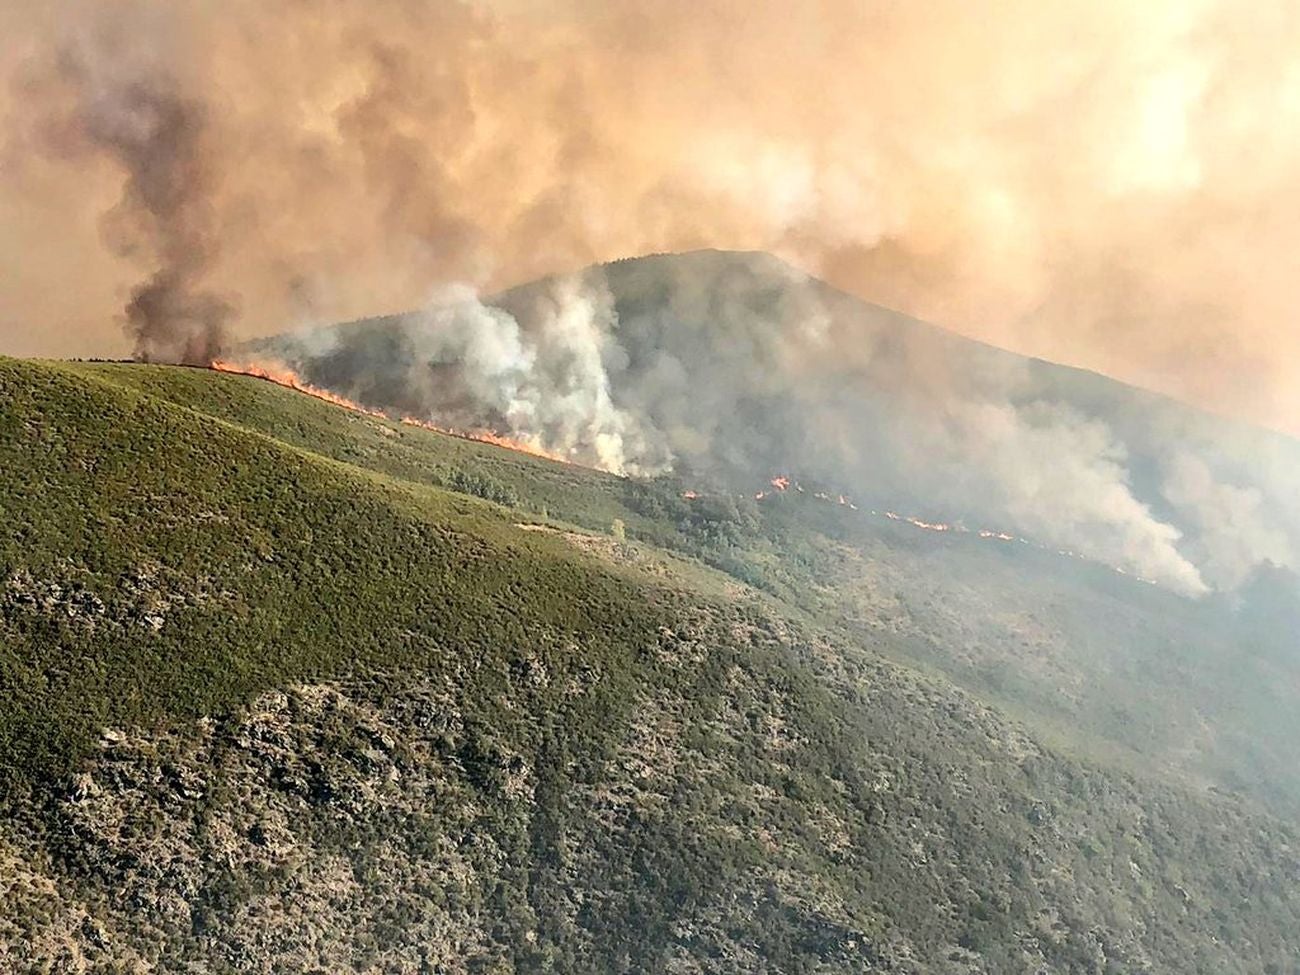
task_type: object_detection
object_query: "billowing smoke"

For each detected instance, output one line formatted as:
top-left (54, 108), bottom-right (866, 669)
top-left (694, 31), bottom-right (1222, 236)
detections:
top-left (899, 398), bottom-right (1208, 595)
top-left (280, 276), bottom-right (665, 474)
top-left (1161, 451), bottom-right (1297, 592)
top-left (97, 78), bottom-right (233, 365)
top-left (3, 0), bottom-right (1300, 437)
top-left (261, 250), bottom-right (1297, 596)
top-left (17, 16), bottom-right (233, 362)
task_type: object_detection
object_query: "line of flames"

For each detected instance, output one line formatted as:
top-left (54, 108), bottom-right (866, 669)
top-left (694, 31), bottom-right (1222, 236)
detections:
top-left (686, 475), bottom-right (1156, 585)
top-left (201, 370), bottom-right (1157, 586)
top-left (210, 359), bottom-right (572, 464)
top-left (396, 414), bottom-right (570, 464)
top-left (211, 359), bottom-right (388, 418)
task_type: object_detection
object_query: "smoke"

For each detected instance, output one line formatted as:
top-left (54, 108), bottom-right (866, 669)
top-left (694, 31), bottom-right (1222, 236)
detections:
top-left (2, 0), bottom-right (1300, 432)
top-left (519, 276), bottom-right (666, 474)
top-left (91, 78), bottom-right (233, 364)
top-left (15, 13), bottom-right (233, 363)
top-left (407, 276), bottom-right (665, 474)
top-left (296, 276), bottom-right (664, 474)
top-left (920, 400), bottom-right (1208, 595)
top-left (410, 288), bottom-right (539, 431)
top-left (1161, 450), bottom-right (1296, 591)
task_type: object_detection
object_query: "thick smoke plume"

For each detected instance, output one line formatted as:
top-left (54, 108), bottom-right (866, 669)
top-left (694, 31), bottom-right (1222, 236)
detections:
top-left (3, 0), bottom-right (1300, 433)
top-left (1162, 451), bottom-right (1297, 591)
top-left (15, 16), bottom-right (233, 362)
top-left (901, 397), bottom-right (1208, 595)
top-left (94, 78), bottom-right (233, 364)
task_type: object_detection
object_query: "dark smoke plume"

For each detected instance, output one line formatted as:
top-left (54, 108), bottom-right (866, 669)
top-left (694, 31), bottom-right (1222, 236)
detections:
top-left (32, 36), bottom-right (232, 362)
top-left (94, 82), bottom-right (233, 363)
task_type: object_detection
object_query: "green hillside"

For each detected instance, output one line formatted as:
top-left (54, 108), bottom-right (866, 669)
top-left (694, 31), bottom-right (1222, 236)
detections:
top-left (54, 360), bottom-right (1300, 817)
top-left (2, 358), bottom-right (1299, 973)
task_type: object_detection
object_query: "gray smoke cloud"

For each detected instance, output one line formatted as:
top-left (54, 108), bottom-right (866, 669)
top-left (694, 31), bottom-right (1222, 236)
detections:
top-left (17, 13), bottom-right (233, 363)
top-left (262, 250), bottom-right (1285, 597)
top-left (1161, 450), bottom-right (1298, 592)
top-left (897, 397), bottom-right (1208, 595)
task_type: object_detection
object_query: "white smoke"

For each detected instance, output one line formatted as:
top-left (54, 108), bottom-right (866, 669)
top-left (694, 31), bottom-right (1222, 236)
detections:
top-left (413, 284), bottom-right (536, 427)
top-left (526, 276), bottom-right (664, 475)
top-left (910, 398), bottom-right (1208, 596)
top-left (1161, 450), bottom-right (1295, 591)
top-left (402, 277), bottom-right (665, 475)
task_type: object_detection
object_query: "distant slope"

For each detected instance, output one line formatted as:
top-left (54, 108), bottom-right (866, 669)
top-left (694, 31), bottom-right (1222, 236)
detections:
top-left (2, 357), bottom-right (1299, 972)
top-left (251, 248), bottom-right (1300, 467)
top-left (245, 249), bottom-right (1300, 600)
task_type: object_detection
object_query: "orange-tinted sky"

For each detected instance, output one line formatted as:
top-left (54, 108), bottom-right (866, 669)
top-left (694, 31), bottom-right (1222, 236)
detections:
top-left (3, 0), bottom-right (1299, 431)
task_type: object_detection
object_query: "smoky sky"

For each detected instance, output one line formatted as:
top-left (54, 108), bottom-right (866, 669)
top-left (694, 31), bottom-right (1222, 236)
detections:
top-left (3, 0), bottom-right (1300, 431)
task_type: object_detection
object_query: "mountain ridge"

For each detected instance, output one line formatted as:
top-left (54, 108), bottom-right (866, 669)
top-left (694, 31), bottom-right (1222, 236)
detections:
top-left (240, 248), bottom-right (1300, 599)
top-left (256, 248), bottom-right (1300, 452)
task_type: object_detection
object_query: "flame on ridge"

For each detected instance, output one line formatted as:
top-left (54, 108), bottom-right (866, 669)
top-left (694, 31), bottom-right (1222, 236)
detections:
top-left (398, 415), bottom-right (570, 464)
top-left (210, 359), bottom-right (572, 464)
top-left (211, 359), bottom-right (387, 418)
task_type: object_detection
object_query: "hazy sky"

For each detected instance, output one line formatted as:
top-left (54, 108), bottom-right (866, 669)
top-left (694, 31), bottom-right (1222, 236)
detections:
top-left (3, 0), bottom-right (1299, 431)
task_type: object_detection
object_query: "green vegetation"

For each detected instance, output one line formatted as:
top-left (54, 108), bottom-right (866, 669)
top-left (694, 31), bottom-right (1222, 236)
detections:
top-left (2, 358), bottom-right (1298, 972)
top-left (1, 360), bottom-right (658, 793)
top-left (107, 358), bottom-right (1296, 819)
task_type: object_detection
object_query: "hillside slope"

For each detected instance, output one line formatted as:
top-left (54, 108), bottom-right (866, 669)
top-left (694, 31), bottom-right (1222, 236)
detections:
top-left (247, 249), bottom-right (1300, 598)
top-left (2, 358), bottom-right (1299, 973)
top-left (74, 360), bottom-right (1300, 817)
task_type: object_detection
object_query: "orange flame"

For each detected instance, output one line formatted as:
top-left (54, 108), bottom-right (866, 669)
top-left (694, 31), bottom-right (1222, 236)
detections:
top-left (210, 359), bottom-right (572, 464)
top-left (907, 516), bottom-right (954, 532)
top-left (211, 359), bottom-right (387, 418)
top-left (758, 470), bottom-right (1153, 586)
top-left (398, 415), bottom-right (571, 464)
top-left (885, 511), bottom-right (958, 532)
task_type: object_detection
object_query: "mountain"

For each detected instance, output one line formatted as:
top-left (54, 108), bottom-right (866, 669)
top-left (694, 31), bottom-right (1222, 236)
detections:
top-left (245, 249), bottom-right (1300, 600)
top-left (237, 249), bottom-right (1300, 806)
top-left (1, 356), bottom-right (1298, 972)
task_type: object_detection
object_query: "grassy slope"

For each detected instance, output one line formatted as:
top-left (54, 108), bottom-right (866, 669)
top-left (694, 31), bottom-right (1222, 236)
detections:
top-left (3, 358), bottom-right (1299, 972)
top-left (61, 361), bottom-right (659, 538)
top-left (66, 361), bottom-right (1300, 817)
top-left (1, 360), bottom-right (683, 792)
